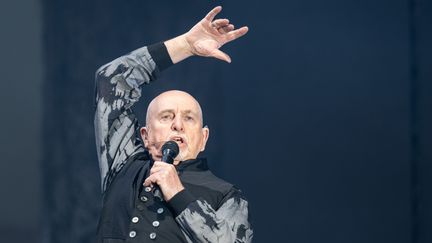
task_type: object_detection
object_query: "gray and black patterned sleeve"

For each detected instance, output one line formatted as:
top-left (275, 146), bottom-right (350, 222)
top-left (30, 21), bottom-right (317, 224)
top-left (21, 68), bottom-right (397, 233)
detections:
top-left (94, 43), bottom-right (172, 192)
top-left (170, 189), bottom-right (254, 242)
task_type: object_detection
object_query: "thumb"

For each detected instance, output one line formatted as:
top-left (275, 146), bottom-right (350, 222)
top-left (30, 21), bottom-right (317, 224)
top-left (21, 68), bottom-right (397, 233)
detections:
top-left (211, 49), bottom-right (231, 63)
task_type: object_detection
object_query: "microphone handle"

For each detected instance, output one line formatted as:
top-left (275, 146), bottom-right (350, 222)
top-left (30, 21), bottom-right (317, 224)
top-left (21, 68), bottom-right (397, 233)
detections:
top-left (162, 149), bottom-right (174, 164)
top-left (152, 152), bottom-right (173, 200)
top-left (162, 154), bottom-right (173, 164)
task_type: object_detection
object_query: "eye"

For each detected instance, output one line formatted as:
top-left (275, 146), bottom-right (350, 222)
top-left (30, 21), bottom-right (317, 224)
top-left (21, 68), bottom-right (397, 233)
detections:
top-left (160, 113), bottom-right (173, 122)
top-left (184, 115), bottom-right (194, 122)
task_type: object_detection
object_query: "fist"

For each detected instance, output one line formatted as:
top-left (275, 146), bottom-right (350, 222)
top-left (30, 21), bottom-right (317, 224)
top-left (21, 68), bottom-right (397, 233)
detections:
top-left (143, 161), bottom-right (184, 201)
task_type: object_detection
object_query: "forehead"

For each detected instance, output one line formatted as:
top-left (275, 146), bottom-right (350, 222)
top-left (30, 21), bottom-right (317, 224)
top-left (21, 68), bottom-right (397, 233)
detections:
top-left (147, 91), bottom-right (202, 118)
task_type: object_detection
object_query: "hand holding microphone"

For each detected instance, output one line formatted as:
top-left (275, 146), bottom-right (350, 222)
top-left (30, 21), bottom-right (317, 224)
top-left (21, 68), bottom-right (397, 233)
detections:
top-left (143, 141), bottom-right (184, 201)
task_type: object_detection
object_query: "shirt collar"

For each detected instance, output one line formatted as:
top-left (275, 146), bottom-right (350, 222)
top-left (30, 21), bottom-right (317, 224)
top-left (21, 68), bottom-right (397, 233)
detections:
top-left (175, 158), bottom-right (209, 172)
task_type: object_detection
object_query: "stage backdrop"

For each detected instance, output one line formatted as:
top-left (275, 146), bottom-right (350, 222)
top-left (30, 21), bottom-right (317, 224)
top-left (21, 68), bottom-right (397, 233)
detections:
top-left (40, 0), bottom-right (432, 243)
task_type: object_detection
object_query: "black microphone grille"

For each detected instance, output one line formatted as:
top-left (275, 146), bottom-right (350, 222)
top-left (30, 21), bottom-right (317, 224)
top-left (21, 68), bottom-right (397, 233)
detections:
top-left (162, 140), bottom-right (179, 157)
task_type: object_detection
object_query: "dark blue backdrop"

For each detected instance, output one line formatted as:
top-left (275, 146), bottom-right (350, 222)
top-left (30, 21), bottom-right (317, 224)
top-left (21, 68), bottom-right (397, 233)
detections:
top-left (40, 0), bottom-right (432, 242)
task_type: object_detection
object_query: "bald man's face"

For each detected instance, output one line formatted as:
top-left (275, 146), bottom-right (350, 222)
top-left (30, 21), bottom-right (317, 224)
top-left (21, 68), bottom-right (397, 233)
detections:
top-left (140, 91), bottom-right (209, 163)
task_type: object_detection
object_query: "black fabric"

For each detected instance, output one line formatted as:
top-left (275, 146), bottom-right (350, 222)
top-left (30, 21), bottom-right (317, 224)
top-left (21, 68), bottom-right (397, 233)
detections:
top-left (97, 154), bottom-right (234, 243)
top-left (167, 189), bottom-right (196, 217)
top-left (175, 158), bottom-right (210, 172)
top-left (97, 155), bottom-right (150, 241)
top-left (147, 42), bottom-right (173, 72)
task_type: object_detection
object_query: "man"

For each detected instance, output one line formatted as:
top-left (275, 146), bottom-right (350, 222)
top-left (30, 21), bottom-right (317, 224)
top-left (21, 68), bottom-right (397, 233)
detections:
top-left (94, 6), bottom-right (252, 243)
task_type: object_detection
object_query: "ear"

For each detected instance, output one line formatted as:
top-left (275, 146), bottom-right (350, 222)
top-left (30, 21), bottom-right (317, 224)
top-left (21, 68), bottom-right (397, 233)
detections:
top-left (200, 126), bottom-right (210, 152)
top-left (140, 127), bottom-right (149, 148)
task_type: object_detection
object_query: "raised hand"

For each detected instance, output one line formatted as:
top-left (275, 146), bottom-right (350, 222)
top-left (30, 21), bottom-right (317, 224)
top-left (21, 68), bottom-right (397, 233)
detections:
top-left (164, 6), bottom-right (249, 64)
top-left (185, 6), bottom-right (249, 63)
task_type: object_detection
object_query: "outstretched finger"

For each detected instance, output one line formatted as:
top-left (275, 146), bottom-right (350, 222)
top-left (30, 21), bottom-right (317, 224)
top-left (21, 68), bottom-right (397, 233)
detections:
top-left (211, 49), bottom-right (231, 63)
top-left (226, 26), bottom-right (249, 42)
top-left (205, 6), bottom-right (222, 21)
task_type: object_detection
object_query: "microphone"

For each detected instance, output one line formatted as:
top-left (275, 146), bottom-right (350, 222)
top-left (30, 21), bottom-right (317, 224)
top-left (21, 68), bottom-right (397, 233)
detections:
top-left (161, 141), bottom-right (179, 164)
top-left (151, 141), bottom-right (180, 200)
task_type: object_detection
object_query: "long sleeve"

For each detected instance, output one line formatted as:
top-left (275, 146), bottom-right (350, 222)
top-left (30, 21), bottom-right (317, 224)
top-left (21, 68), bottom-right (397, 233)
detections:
top-left (169, 188), bottom-right (254, 242)
top-left (94, 43), bottom-right (173, 192)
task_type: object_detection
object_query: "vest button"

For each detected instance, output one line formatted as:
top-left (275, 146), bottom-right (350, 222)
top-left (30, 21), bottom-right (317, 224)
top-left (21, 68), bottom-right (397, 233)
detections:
top-left (152, 220), bottom-right (160, 227)
top-left (131, 217), bottom-right (139, 223)
top-left (149, 232), bottom-right (157, 240)
top-left (140, 195), bottom-right (148, 202)
top-left (145, 186), bottom-right (152, 192)
top-left (157, 208), bottom-right (164, 214)
top-left (129, 231), bottom-right (136, 238)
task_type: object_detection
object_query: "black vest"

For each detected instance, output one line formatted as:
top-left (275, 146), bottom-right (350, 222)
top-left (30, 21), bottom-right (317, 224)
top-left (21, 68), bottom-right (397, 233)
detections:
top-left (96, 152), bottom-right (234, 243)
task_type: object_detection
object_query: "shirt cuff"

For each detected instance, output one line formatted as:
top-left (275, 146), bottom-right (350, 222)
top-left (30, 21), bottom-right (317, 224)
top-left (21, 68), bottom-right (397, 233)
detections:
top-left (168, 189), bottom-right (197, 217)
top-left (147, 42), bottom-right (173, 71)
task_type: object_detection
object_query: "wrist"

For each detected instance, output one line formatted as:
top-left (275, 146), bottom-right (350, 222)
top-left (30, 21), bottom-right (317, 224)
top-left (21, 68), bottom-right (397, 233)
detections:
top-left (164, 34), bottom-right (194, 64)
top-left (165, 184), bottom-right (185, 201)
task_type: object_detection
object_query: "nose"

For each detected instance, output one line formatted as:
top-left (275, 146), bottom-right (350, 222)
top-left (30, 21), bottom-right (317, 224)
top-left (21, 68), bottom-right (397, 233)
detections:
top-left (171, 115), bottom-right (184, 132)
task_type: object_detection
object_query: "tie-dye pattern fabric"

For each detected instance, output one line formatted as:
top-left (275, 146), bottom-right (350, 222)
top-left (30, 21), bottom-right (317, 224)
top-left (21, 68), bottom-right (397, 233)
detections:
top-left (94, 46), bottom-right (156, 192)
top-left (176, 192), bottom-right (253, 242)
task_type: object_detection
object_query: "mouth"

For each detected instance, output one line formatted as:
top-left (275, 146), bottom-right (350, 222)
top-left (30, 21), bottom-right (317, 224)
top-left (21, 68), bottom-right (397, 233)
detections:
top-left (169, 136), bottom-right (186, 146)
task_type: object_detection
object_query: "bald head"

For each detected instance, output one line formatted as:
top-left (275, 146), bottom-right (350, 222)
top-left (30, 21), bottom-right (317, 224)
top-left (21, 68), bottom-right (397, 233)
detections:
top-left (141, 90), bottom-right (209, 163)
top-left (146, 90), bottom-right (203, 126)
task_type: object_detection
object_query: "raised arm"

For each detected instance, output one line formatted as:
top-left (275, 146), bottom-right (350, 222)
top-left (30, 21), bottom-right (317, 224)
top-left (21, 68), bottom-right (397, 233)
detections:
top-left (95, 6), bottom-right (248, 192)
top-left (94, 43), bottom-right (172, 192)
